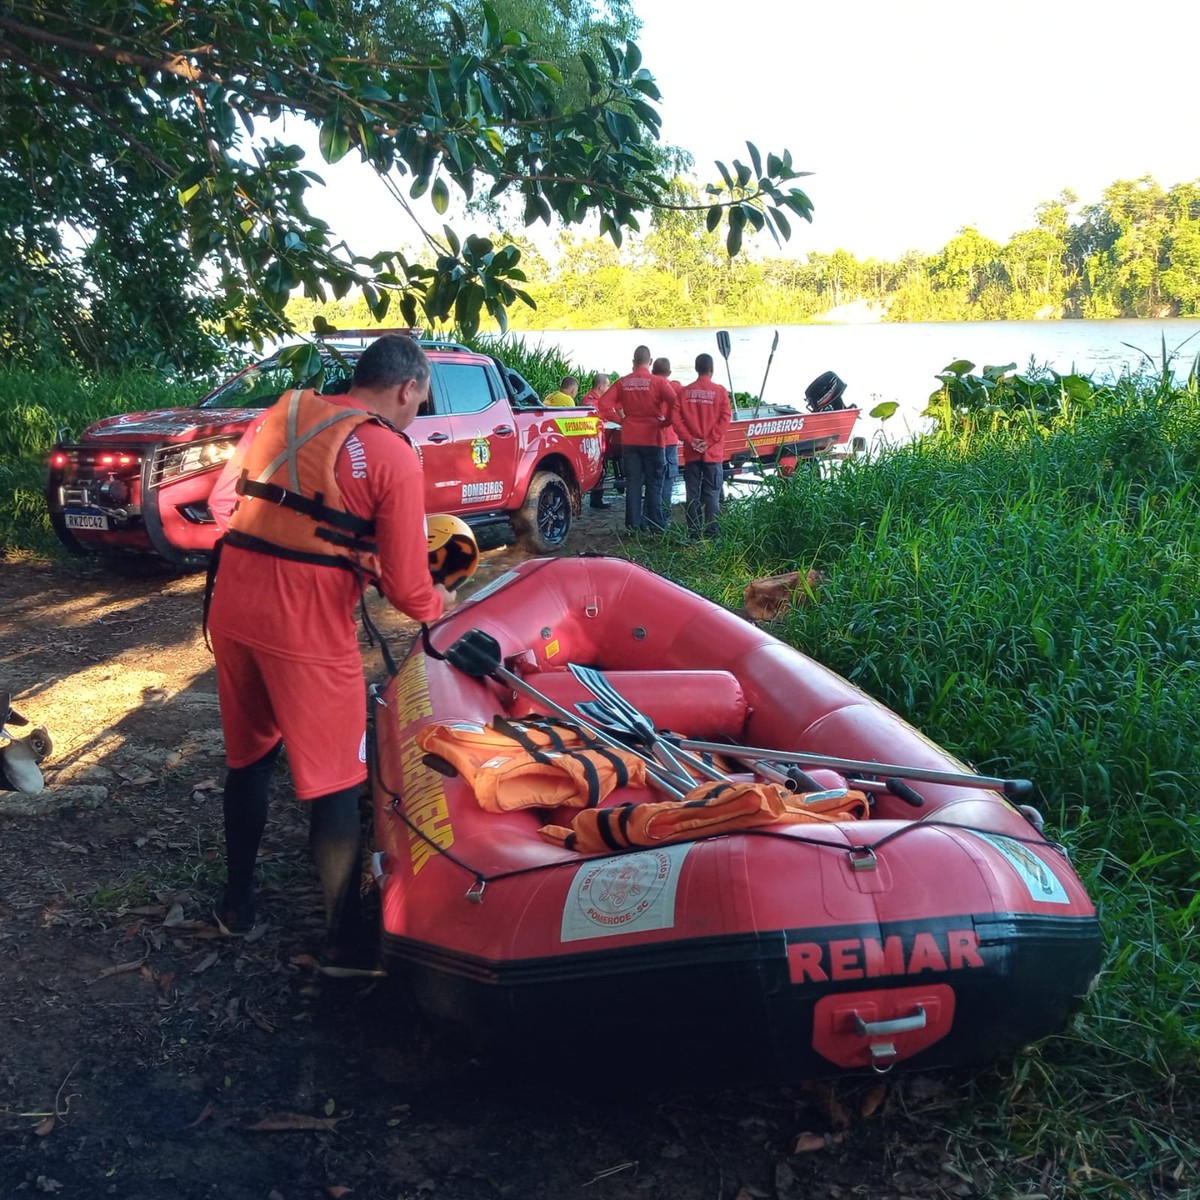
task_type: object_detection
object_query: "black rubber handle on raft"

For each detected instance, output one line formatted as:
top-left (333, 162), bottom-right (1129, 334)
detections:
top-left (1004, 779), bottom-right (1034, 800)
top-left (422, 753), bottom-right (459, 778)
top-left (445, 629), bottom-right (504, 678)
top-left (884, 777), bottom-right (925, 808)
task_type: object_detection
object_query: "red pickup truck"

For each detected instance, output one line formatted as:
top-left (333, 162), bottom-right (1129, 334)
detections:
top-left (45, 334), bottom-right (605, 569)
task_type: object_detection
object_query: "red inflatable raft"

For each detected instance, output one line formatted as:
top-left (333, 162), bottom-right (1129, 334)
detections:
top-left (371, 556), bottom-right (1101, 1080)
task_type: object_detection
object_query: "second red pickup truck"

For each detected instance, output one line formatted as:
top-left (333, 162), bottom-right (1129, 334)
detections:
top-left (46, 333), bottom-right (606, 569)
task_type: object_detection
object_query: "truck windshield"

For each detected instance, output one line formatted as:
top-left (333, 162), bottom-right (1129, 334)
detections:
top-left (198, 356), bottom-right (356, 409)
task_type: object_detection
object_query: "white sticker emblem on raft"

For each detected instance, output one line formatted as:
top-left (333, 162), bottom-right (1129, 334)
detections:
top-left (973, 832), bottom-right (1070, 904)
top-left (459, 569), bottom-right (519, 605)
top-left (561, 844), bottom-right (692, 942)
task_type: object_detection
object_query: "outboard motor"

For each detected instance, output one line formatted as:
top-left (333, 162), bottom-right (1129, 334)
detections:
top-left (804, 371), bottom-right (850, 413)
top-left (1, 693), bottom-right (52, 796)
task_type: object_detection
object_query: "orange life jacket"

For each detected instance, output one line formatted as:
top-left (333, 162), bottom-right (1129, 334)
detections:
top-left (225, 388), bottom-right (393, 580)
top-left (416, 717), bottom-right (649, 812)
top-left (540, 778), bottom-right (869, 853)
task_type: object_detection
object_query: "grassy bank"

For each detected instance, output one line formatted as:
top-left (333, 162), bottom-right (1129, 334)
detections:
top-left (636, 376), bottom-right (1200, 1194)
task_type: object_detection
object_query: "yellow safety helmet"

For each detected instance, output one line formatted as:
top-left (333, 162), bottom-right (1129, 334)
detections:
top-left (426, 514), bottom-right (480, 590)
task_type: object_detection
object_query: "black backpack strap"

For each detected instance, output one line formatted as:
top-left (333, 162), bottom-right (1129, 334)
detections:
top-left (235, 473), bottom-right (376, 537)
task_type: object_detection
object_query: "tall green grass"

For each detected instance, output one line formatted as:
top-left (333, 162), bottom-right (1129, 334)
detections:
top-left (638, 378), bottom-right (1200, 1193)
top-left (0, 366), bottom-right (204, 460)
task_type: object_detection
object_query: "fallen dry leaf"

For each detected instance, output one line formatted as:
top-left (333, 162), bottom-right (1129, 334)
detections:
top-left (33, 1116), bottom-right (56, 1137)
top-left (163, 903), bottom-right (185, 927)
top-left (192, 951), bottom-right (219, 974)
top-left (89, 959), bottom-right (145, 984)
top-left (861, 1083), bottom-right (886, 1117)
top-left (792, 1132), bottom-right (826, 1154)
top-left (247, 1112), bottom-right (345, 1133)
top-left (185, 1102), bottom-right (215, 1130)
top-left (327, 1188), bottom-right (353, 1199)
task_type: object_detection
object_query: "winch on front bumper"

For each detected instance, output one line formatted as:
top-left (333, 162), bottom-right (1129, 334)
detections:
top-left (46, 437), bottom-right (235, 567)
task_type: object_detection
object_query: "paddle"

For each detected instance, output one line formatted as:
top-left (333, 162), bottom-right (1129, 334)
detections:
top-left (674, 736), bottom-right (1034, 800)
top-left (573, 695), bottom-right (730, 785)
top-left (750, 330), bottom-right (780, 420)
top-left (716, 329), bottom-right (735, 400)
top-left (443, 629), bottom-right (688, 799)
top-left (568, 666), bottom-right (703, 788)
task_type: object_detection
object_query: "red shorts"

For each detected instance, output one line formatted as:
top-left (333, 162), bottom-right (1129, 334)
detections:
top-left (212, 632), bottom-right (368, 800)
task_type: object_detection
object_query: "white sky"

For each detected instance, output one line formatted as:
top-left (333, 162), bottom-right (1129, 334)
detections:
top-left (298, 0), bottom-right (1200, 264)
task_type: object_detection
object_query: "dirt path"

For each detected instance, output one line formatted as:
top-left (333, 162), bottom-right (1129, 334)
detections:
top-left (1, 506), bottom-right (977, 1200)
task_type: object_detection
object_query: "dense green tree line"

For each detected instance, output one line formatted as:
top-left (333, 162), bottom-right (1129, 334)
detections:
top-left (289, 174), bottom-right (1200, 333)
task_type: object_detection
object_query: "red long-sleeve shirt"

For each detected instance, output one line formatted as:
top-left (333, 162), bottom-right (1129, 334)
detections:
top-left (208, 397), bottom-right (442, 664)
top-left (598, 367), bottom-right (675, 447)
top-left (673, 375), bottom-right (732, 464)
top-left (657, 378), bottom-right (683, 447)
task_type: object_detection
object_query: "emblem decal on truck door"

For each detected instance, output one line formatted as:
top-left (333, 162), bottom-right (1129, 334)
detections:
top-left (471, 437), bottom-right (490, 469)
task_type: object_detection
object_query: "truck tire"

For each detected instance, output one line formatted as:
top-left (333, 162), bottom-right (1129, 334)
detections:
top-left (514, 471), bottom-right (572, 553)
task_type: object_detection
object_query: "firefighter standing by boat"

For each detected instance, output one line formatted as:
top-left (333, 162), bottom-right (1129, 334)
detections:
top-left (206, 335), bottom-right (456, 974)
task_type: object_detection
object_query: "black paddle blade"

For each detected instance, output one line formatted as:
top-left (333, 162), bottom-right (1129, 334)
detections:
top-left (444, 628), bottom-right (503, 678)
top-left (716, 330), bottom-right (731, 359)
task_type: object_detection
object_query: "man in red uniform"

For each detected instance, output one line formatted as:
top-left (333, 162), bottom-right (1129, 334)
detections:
top-left (674, 352), bottom-right (732, 538)
top-left (652, 357), bottom-right (683, 523)
top-left (207, 335), bottom-right (455, 971)
top-left (598, 346), bottom-right (675, 530)
top-left (578, 371), bottom-right (613, 509)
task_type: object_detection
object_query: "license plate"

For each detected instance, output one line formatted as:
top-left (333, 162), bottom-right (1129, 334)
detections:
top-left (64, 512), bottom-right (109, 531)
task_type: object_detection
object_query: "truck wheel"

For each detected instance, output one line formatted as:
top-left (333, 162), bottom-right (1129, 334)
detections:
top-left (515, 471), bottom-right (572, 552)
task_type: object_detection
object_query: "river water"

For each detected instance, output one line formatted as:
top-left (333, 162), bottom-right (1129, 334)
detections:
top-left (513, 320), bottom-right (1200, 448)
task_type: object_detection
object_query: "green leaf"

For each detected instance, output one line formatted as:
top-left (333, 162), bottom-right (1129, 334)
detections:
top-left (625, 40), bottom-right (642, 73)
top-left (715, 160), bottom-right (734, 190)
top-left (482, 0), bottom-right (500, 44)
top-left (870, 400), bottom-right (900, 420)
top-left (706, 205), bottom-right (722, 233)
top-left (318, 118), bottom-right (351, 164)
top-left (734, 159), bottom-right (751, 188)
top-left (579, 51), bottom-right (601, 92)
top-left (772, 207), bottom-right (792, 240)
top-left (432, 177), bottom-right (450, 215)
top-left (443, 224), bottom-right (461, 256)
top-left (445, 3), bottom-right (468, 43)
top-left (746, 141), bottom-right (762, 178)
top-left (601, 38), bottom-right (621, 78)
top-left (726, 206), bottom-right (746, 256)
top-left (278, 343), bottom-right (323, 383)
